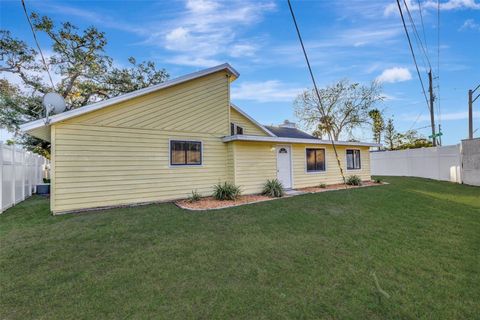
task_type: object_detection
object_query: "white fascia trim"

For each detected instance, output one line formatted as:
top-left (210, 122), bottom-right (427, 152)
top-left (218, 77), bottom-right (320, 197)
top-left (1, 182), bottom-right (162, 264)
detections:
top-left (222, 135), bottom-right (382, 147)
top-left (230, 103), bottom-right (276, 137)
top-left (20, 63), bottom-right (240, 132)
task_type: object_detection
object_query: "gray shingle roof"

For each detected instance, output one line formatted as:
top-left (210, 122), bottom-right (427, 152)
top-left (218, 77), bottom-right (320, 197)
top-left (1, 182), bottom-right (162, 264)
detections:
top-left (265, 126), bottom-right (317, 139)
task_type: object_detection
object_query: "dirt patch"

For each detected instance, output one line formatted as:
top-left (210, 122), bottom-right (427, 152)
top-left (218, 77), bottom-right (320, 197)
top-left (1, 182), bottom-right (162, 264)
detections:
top-left (176, 194), bottom-right (274, 210)
top-left (299, 180), bottom-right (384, 193)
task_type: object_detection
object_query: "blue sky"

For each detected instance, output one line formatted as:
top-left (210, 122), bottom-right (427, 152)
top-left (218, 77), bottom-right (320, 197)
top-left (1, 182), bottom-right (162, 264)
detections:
top-left (1, 0), bottom-right (479, 145)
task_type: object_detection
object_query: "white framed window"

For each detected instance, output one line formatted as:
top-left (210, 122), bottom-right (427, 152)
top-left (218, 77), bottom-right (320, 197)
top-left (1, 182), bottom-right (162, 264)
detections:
top-left (170, 140), bottom-right (202, 166)
top-left (346, 149), bottom-right (361, 170)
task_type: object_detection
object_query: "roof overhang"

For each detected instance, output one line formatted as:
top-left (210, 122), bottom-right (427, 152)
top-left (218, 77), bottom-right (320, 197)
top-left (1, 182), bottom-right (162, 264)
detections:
top-left (20, 63), bottom-right (239, 136)
top-left (222, 135), bottom-right (382, 147)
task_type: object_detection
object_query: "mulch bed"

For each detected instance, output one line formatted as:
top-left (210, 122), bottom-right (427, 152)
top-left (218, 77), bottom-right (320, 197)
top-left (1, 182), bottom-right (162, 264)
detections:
top-left (298, 180), bottom-right (383, 193)
top-left (176, 194), bottom-right (273, 210)
top-left (175, 181), bottom-right (385, 210)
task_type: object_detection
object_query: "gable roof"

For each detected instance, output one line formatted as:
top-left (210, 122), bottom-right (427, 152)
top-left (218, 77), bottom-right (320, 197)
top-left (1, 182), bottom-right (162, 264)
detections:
top-left (230, 104), bottom-right (275, 137)
top-left (20, 63), bottom-right (239, 133)
top-left (265, 125), bottom-right (316, 139)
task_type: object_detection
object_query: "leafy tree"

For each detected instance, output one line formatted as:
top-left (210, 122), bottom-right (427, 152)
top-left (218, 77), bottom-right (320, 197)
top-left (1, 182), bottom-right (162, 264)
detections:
top-left (384, 118), bottom-right (396, 150)
top-left (382, 118), bottom-right (432, 150)
top-left (0, 14), bottom-right (169, 157)
top-left (294, 79), bottom-right (383, 140)
top-left (368, 108), bottom-right (384, 145)
top-left (394, 130), bottom-right (432, 150)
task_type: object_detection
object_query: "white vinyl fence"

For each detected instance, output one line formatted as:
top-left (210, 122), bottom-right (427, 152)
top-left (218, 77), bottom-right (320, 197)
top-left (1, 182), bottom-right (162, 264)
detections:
top-left (371, 145), bottom-right (462, 183)
top-left (1, 142), bottom-right (49, 213)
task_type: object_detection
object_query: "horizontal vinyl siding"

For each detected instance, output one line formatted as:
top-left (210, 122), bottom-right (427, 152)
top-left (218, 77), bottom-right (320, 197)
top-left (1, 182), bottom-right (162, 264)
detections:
top-left (233, 141), bottom-right (276, 194)
top-left (229, 107), bottom-right (269, 136)
top-left (51, 71), bottom-right (230, 213)
top-left (226, 142), bottom-right (235, 184)
top-left (53, 125), bottom-right (228, 212)
top-left (292, 144), bottom-right (371, 188)
top-left (63, 72), bottom-right (229, 134)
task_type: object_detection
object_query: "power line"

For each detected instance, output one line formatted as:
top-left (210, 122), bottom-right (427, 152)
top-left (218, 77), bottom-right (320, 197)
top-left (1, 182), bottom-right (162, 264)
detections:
top-left (416, 0), bottom-right (429, 55)
top-left (21, 0), bottom-right (55, 89)
top-left (396, 0), bottom-right (430, 112)
top-left (403, 0), bottom-right (431, 70)
top-left (287, 0), bottom-right (348, 186)
top-left (409, 111), bottom-right (424, 130)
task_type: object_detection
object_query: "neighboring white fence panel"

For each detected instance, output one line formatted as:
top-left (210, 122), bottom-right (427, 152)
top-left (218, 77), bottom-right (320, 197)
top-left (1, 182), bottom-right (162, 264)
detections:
top-left (371, 145), bottom-right (462, 183)
top-left (0, 142), bottom-right (49, 213)
top-left (461, 138), bottom-right (480, 186)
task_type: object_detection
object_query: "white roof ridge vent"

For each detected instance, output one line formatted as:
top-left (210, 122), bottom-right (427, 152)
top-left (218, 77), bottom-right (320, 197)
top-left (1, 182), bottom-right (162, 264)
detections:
top-left (279, 120), bottom-right (296, 129)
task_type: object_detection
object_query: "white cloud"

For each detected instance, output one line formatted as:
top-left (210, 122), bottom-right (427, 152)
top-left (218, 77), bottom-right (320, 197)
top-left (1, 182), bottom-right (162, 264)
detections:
top-left (424, 0), bottom-right (480, 10)
top-left (165, 56), bottom-right (222, 68)
top-left (231, 80), bottom-right (305, 103)
top-left (35, 0), bottom-right (275, 68)
top-left (35, 3), bottom-right (148, 35)
top-left (384, 0), bottom-right (480, 16)
top-left (185, 0), bottom-right (219, 12)
top-left (154, 0), bottom-right (275, 66)
top-left (230, 44), bottom-right (258, 57)
top-left (376, 67), bottom-right (412, 83)
top-left (459, 18), bottom-right (480, 31)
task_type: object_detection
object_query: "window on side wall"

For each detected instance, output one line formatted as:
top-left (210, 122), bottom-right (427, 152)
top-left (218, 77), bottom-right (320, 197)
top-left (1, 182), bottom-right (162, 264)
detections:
top-left (170, 140), bottom-right (202, 166)
top-left (306, 148), bottom-right (326, 172)
top-left (346, 149), bottom-right (361, 170)
top-left (230, 123), bottom-right (244, 135)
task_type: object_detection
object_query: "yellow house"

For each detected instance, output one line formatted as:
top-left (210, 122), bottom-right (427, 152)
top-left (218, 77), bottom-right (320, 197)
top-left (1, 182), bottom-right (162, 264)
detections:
top-left (21, 63), bottom-right (379, 214)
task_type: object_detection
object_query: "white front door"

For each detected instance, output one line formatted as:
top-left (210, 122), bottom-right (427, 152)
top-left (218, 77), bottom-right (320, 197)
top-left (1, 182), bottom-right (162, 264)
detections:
top-left (276, 145), bottom-right (292, 189)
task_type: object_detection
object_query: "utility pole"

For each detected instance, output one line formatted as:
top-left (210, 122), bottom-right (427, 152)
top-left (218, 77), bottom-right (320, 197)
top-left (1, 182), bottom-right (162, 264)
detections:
top-left (428, 70), bottom-right (437, 146)
top-left (469, 84), bottom-right (480, 139)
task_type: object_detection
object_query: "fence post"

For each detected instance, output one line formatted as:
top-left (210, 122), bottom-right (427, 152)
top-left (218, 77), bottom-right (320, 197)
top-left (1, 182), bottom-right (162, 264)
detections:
top-left (21, 151), bottom-right (26, 201)
top-left (11, 145), bottom-right (16, 205)
top-left (34, 156), bottom-right (38, 194)
top-left (27, 153), bottom-right (31, 197)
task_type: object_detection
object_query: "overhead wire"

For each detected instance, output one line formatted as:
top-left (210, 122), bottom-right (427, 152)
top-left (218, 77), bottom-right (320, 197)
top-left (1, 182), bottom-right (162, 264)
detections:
top-left (409, 111), bottom-right (424, 130)
top-left (21, 0), bottom-right (55, 90)
top-left (403, 0), bottom-right (431, 71)
top-left (396, 0), bottom-right (431, 120)
top-left (436, 0), bottom-right (442, 138)
top-left (416, 0), bottom-right (429, 55)
top-left (286, 0), bottom-right (348, 187)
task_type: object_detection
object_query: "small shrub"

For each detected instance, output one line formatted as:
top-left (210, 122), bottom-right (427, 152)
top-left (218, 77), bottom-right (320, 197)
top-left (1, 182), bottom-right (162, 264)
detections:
top-left (319, 183), bottom-right (327, 188)
top-left (188, 190), bottom-right (201, 203)
top-left (262, 179), bottom-right (284, 197)
top-left (43, 178), bottom-right (51, 184)
top-left (346, 175), bottom-right (362, 186)
top-left (213, 182), bottom-right (241, 200)
top-left (374, 178), bottom-right (382, 184)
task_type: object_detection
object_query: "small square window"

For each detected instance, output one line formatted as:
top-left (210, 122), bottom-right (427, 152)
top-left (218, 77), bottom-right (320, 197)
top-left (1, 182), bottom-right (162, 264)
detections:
top-left (170, 140), bottom-right (202, 166)
top-left (230, 123), bottom-right (244, 135)
top-left (306, 148), bottom-right (325, 172)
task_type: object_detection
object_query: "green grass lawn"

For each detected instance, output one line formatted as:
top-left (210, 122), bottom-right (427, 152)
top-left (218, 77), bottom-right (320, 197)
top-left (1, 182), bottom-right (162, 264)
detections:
top-left (1, 177), bottom-right (479, 319)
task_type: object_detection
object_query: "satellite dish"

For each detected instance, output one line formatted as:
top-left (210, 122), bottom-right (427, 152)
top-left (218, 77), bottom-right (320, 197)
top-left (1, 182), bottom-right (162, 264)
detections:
top-left (43, 92), bottom-right (66, 115)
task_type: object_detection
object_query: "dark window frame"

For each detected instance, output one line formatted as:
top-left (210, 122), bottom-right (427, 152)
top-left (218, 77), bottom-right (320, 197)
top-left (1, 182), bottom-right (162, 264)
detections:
top-left (230, 122), bottom-right (244, 135)
top-left (306, 148), bottom-right (326, 173)
top-left (346, 149), bottom-right (361, 170)
top-left (170, 140), bottom-right (202, 166)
